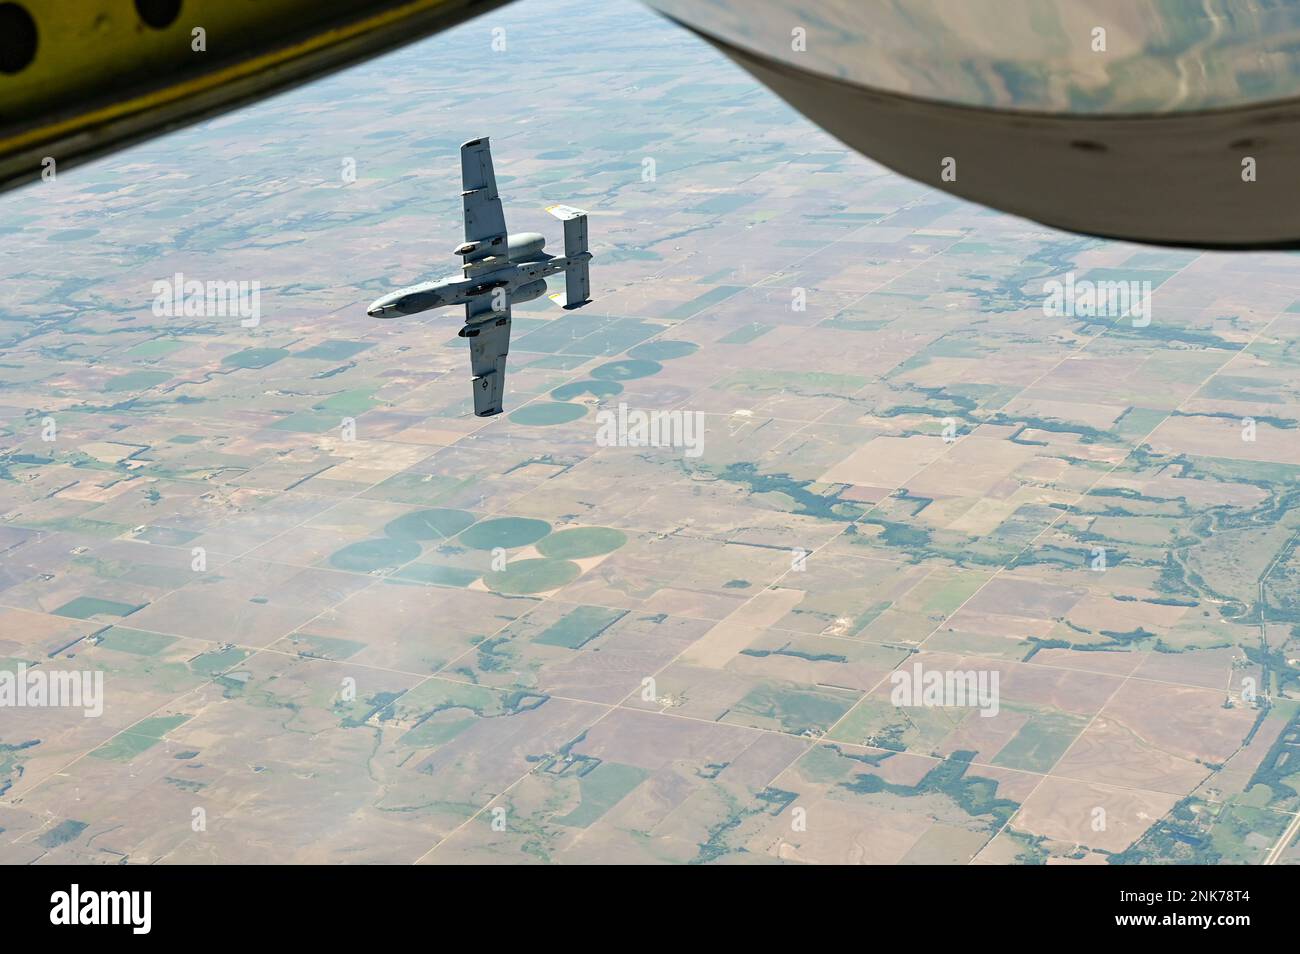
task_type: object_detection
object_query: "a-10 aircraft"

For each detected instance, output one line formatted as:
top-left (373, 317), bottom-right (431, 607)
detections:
top-left (367, 137), bottom-right (592, 416)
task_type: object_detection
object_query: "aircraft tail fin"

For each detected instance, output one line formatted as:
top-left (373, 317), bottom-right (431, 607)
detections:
top-left (546, 204), bottom-right (591, 309)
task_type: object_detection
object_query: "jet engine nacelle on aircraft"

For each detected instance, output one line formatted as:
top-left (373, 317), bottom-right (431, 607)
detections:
top-left (512, 278), bottom-right (549, 304)
top-left (454, 237), bottom-right (503, 257)
top-left (507, 232), bottom-right (546, 261)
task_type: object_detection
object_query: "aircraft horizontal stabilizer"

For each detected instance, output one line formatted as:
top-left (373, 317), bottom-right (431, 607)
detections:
top-left (547, 205), bottom-right (589, 252)
top-left (546, 204), bottom-right (591, 308)
top-left (545, 262), bottom-right (590, 309)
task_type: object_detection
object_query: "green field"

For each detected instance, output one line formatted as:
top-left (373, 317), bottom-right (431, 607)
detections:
top-left (90, 714), bottom-right (191, 761)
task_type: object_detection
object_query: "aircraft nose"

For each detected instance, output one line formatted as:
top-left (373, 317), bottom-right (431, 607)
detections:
top-left (367, 288), bottom-right (441, 318)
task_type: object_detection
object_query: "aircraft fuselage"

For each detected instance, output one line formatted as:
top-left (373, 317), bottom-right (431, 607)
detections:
top-left (366, 249), bottom-right (592, 320)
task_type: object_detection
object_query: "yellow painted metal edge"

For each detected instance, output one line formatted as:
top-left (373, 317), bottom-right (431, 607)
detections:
top-left (0, 0), bottom-right (510, 193)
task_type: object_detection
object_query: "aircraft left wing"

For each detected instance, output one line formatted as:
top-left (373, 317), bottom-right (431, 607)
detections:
top-left (460, 291), bottom-right (511, 416)
top-left (460, 138), bottom-right (507, 262)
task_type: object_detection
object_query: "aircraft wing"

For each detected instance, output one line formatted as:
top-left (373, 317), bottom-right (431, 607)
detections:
top-left (460, 138), bottom-right (507, 260)
top-left (0, 0), bottom-right (510, 197)
top-left (460, 292), bottom-right (511, 416)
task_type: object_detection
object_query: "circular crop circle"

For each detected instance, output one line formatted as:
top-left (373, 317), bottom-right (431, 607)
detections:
top-left (483, 558), bottom-right (580, 594)
top-left (537, 527), bottom-right (627, 560)
top-left (591, 359), bottom-right (661, 381)
top-left (509, 402), bottom-right (587, 426)
top-left (551, 380), bottom-right (623, 401)
top-left (458, 517), bottom-right (552, 551)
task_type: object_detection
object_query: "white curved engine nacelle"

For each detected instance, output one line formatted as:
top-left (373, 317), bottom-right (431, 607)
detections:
top-left (507, 232), bottom-right (546, 262)
top-left (512, 278), bottom-right (548, 304)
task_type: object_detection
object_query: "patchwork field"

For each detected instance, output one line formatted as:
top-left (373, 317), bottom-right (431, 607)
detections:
top-left (0, 0), bottom-right (1298, 865)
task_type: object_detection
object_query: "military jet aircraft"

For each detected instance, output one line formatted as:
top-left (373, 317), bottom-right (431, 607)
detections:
top-left (366, 137), bottom-right (592, 416)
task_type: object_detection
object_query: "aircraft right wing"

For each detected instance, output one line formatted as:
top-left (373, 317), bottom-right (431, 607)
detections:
top-left (460, 138), bottom-right (507, 262)
top-left (460, 291), bottom-right (511, 416)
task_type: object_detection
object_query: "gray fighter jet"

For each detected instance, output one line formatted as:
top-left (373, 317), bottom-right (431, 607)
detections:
top-left (367, 137), bottom-right (592, 416)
